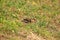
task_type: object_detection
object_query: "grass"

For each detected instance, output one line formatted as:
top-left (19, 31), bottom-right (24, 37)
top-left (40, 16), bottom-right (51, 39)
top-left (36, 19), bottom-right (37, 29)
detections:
top-left (0, 0), bottom-right (60, 40)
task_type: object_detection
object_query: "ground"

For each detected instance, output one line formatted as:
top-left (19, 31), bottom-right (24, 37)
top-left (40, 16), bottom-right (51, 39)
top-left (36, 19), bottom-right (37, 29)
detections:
top-left (0, 0), bottom-right (60, 40)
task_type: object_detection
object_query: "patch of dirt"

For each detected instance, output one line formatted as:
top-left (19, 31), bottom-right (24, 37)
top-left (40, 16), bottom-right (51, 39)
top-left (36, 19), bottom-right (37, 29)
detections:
top-left (0, 33), bottom-right (10, 40)
top-left (0, 23), bottom-right (3, 28)
top-left (14, 28), bottom-right (46, 40)
top-left (27, 32), bottom-right (46, 40)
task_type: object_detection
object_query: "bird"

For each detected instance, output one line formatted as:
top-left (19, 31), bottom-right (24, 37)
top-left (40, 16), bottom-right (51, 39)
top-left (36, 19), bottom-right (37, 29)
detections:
top-left (22, 18), bottom-right (31, 23)
top-left (22, 18), bottom-right (36, 23)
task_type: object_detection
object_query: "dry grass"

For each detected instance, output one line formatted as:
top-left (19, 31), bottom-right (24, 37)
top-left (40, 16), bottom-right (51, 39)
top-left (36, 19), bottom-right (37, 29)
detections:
top-left (0, 0), bottom-right (60, 40)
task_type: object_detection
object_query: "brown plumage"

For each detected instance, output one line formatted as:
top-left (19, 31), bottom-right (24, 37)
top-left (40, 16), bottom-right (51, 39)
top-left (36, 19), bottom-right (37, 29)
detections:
top-left (22, 18), bottom-right (36, 23)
